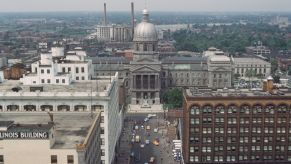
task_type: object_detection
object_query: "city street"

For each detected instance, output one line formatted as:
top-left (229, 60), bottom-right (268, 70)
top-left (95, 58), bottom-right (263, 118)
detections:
top-left (116, 113), bottom-right (180, 164)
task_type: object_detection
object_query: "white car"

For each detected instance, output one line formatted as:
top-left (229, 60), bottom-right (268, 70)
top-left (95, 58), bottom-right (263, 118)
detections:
top-left (140, 144), bottom-right (145, 148)
top-left (154, 128), bottom-right (158, 133)
top-left (135, 125), bottom-right (139, 130)
top-left (145, 140), bottom-right (150, 144)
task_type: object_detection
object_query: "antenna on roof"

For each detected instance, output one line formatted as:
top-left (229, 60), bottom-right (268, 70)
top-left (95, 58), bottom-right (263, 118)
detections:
top-left (144, 0), bottom-right (148, 9)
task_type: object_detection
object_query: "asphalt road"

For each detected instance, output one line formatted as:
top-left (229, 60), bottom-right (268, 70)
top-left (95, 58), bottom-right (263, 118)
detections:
top-left (117, 113), bottom-right (180, 164)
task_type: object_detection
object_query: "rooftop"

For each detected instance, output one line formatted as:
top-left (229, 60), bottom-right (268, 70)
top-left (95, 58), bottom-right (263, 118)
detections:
top-left (233, 57), bottom-right (270, 64)
top-left (185, 88), bottom-right (291, 98)
top-left (162, 56), bottom-right (207, 64)
top-left (0, 112), bottom-right (99, 149)
top-left (0, 75), bottom-right (117, 98)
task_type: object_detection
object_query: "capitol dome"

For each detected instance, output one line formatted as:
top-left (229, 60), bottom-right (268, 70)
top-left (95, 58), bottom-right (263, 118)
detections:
top-left (133, 9), bottom-right (158, 42)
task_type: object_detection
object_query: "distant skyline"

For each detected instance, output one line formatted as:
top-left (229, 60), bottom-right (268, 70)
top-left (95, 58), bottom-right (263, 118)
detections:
top-left (0, 0), bottom-right (291, 12)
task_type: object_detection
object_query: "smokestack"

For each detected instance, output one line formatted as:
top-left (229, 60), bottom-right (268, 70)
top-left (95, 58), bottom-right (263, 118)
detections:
top-left (131, 2), bottom-right (135, 37)
top-left (104, 3), bottom-right (107, 25)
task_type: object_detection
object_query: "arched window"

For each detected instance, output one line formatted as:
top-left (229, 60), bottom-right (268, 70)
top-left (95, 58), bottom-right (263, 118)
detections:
top-left (190, 106), bottom-right (200, 115)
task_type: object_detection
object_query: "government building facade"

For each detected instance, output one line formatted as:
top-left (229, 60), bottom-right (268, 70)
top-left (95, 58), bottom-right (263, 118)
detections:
top-left (91, 9), bottom-right (271, 108)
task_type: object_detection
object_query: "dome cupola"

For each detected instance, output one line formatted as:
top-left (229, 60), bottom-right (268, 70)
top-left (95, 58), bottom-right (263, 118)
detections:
top-left (133, 9), bottom-right (158, 42)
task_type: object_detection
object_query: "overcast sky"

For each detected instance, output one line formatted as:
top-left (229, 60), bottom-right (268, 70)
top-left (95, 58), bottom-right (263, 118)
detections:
top-left (0, 0), bottom-right (291, 12)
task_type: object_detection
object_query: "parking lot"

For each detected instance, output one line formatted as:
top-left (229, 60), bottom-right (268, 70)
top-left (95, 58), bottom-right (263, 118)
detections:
top-left (116, 113), bottom-right (180, 164)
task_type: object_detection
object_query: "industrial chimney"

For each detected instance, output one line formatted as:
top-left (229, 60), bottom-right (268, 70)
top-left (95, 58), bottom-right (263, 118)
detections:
top-left (131, 2), bottom-right (135, 37)
top-left (104, 3), bottom-right (108, 25)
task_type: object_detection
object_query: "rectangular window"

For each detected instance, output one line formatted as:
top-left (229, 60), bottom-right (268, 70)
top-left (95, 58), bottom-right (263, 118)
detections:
top-left (68, 67), bottom-right (71, 72)
top-left (62, 67), bottom-right (65, 73)
top-left (47, 69), bottom-right (50, 74)
top-left (41, 79), bottom-right (45, 83)
top-left (101, 138), bottom-right (105, 145)
top-left (47, 79), bottom-right (50, 84)
top-left (101, 149), bottom-right (105, 156)
top-left (67, 155), bottom-right (74, 164)
top-left (41, 69), bottom-right (44, 74)
top-left (56, 79), bottom-right (59, 83)
top-left (81, 67), bottom-right (85, 73)
top-left (0, 155), bottom-right (3, 163)
top-left (51, 155), bottom-right (57, 164)
top-left (62, 79), bottom-right (65, 83)
top-left (76, 76), bottom-right (79, 80)
top-left (82, 76), bottom-right (85, 80)
top-left (76, 67), bottom-right (79, 73)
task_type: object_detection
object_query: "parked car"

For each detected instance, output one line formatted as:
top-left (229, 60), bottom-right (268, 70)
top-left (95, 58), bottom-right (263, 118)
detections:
top-left (149, 157), bottom-right (155, 163)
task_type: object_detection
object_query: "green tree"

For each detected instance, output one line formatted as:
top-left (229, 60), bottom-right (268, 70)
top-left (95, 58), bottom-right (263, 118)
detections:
top-left (163, 88), bottom-right (183, 109)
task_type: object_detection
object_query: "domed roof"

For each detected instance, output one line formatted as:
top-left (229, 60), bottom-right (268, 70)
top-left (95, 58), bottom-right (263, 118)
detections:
top-left (133, 9), bottom-right (158, 42)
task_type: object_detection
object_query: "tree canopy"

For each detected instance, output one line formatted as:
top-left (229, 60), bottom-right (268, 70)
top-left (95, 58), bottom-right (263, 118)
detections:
top-left (173, 24), bottom-right (291, 54)
top-left (163, 88), bottom-right (183, 109)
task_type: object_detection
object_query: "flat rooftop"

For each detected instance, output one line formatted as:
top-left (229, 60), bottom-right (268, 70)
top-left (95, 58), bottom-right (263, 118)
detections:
top-left (233, 58), bottom-right (270, 64)
top-left (0, 112), bottom-right (99, 149)
top-left (186, 88), bottom-right (291, 98)
top-left (0, 79), bottom-right (115, 93)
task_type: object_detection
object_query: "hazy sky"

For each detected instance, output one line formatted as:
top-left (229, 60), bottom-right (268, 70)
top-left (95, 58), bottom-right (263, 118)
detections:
top-left (0, 0), bottom-right (291, 12)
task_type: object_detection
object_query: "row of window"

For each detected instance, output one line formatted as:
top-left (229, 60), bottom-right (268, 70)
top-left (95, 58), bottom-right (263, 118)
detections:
top-left (169, 72), bottom-right (208, 78)
top-left (62, 67), bottom-right (85, 73)
top-left (190, 117), bottom-right (289, 124)
top-left (190, 105), bottom-right (290, 114)
top-left (50, 155), bottom-right (73, 164)
top-left (41, 79), bottom-right (66, 84)
top-left (190, 145), bottom-right (289, 153)
top-left (190, 136), bottom-right (290, 144)
top-left (189, 155), bottom-right (290, 163)
top-left (191, 127), bottom-right (291, 134)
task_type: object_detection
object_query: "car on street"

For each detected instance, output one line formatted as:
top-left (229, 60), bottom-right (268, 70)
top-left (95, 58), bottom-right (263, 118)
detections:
top-left (145, 139), bottom-right (150, 144)
top-left (135, 125), bottom-right (139, 130)
top-left (144, 117), bottom-right (149, 122)
top-left (149, 157), bottom-right (155, 163)
top-left (146, 125), bottom-right (151, 131)
top-left (152, 139), bottom-right (159, 146)
top-left (140, 143), bottom-right (145, 148)
top-left (153, 128), bottom-right (158, 133)
top-left (135, 135), bottom-right (140, 143)
top-left (147, 114), bottom-right (156, 119)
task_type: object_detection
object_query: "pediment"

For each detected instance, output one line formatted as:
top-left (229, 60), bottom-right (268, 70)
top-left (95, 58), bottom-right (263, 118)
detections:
top-left (135, 58), bottom-right (155, 63)
top-left (131, 65), bottom-right (160, 73)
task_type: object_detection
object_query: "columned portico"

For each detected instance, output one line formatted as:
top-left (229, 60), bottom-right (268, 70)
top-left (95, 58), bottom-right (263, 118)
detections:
top-left (131, 72), bottom-right (160, 106)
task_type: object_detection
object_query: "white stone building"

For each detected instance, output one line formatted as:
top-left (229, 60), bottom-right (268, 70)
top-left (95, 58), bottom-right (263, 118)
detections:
top-left (20, 47), bottom-right (92, 85)
top-left (0, 71), bottom-right (122, 164)
top-left (0, 112), bottom-right (102, 164)
top-left (233, 58), bottom-right (271, 79)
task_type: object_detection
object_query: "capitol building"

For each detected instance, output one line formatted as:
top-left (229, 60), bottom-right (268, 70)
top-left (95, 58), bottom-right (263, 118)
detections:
top-left (92, 9), bottom-right (271, 109)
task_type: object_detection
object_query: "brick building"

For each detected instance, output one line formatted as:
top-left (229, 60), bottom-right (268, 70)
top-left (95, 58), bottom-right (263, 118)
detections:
top-left (183, 80), bottom-right (291, 163)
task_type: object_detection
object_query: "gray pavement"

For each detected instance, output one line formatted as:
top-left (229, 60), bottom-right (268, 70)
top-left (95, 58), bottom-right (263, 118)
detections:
top-left (116, 113), bottom-right (180, 164)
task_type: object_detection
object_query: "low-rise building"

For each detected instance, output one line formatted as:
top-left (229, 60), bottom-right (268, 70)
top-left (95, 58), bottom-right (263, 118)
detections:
top-left (233, 57), bottom-right (271, 79)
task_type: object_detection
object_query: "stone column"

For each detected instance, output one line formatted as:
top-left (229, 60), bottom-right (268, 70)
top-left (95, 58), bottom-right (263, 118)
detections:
top-left (148, 75), bottom-right (150, 90)
top-left (156, 75), bottom-right (158, 89)
top-left (133, 75), bottom-right (136, 89)
top-left (141, 75), bottom-right (144, 89)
